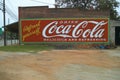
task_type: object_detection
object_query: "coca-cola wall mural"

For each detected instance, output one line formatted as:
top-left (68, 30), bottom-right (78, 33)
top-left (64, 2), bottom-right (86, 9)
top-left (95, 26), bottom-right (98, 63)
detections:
top-left (20, 18), bottom-right (109, 43)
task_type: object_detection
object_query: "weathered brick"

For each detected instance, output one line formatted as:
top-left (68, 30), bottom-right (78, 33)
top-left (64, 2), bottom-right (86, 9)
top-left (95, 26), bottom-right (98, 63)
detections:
top-left (19, 6), bottom-right (109, 19)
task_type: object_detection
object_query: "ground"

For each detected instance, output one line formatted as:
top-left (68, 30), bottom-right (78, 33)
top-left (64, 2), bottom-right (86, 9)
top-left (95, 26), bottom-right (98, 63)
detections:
top-left (0, 48), bottom-right (120, 80)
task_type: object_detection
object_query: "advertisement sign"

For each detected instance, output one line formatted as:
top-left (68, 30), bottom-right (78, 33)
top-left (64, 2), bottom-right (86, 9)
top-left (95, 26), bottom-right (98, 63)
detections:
top-left (20, 18), bottom-right (109, 43)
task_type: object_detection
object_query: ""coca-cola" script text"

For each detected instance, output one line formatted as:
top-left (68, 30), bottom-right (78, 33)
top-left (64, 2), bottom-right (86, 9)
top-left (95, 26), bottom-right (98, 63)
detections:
top-left (42, 21), bottom-right (108, 38)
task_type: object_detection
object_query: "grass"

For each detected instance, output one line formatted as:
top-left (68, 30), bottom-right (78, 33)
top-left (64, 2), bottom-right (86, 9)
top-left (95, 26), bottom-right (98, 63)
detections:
top-left (0, 45), bottom-right (53, 52)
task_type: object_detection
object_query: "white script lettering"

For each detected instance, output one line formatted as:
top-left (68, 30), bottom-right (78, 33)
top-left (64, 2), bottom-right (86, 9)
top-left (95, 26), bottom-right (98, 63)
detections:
top-left (42, 21), bottom-right (107, 38)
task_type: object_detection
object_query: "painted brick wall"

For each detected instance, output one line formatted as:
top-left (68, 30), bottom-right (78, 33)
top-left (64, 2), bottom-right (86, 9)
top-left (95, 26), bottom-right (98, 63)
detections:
top-left (19, 6), bottom-right (112, 49)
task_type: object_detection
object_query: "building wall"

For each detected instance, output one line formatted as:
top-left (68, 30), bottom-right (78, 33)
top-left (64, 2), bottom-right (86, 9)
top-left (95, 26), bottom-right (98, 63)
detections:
top-left (110, 20), bottom-right (120, 45)
top-left (19, 6), bottom-right (109, 19)
top-left (19, 6), bottom-right (112, 48)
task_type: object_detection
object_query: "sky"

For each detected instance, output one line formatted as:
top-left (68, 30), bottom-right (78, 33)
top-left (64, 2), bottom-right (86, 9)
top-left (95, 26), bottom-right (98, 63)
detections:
top-left (0, 0), bottom-right (55, 28)
top-left (116, 0), bottom-right (120, 15)
top-left (0, 0), bottom-right (120, 28)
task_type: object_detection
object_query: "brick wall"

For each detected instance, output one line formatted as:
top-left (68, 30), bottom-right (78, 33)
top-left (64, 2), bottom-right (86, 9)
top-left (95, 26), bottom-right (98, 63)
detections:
top-left (19, 6), bottom-right (109, 19)
top-left (19, 6), bottom-right (112, 49)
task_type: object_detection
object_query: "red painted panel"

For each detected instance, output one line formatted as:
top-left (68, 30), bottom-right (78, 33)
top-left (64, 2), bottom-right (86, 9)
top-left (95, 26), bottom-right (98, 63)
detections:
top-left (21, 18), bottom-right (109, 42)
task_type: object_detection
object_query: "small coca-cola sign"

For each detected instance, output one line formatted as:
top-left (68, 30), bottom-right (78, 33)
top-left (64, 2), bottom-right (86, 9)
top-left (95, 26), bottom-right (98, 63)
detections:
top-left (21, 18), bottom-right (109, 43)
